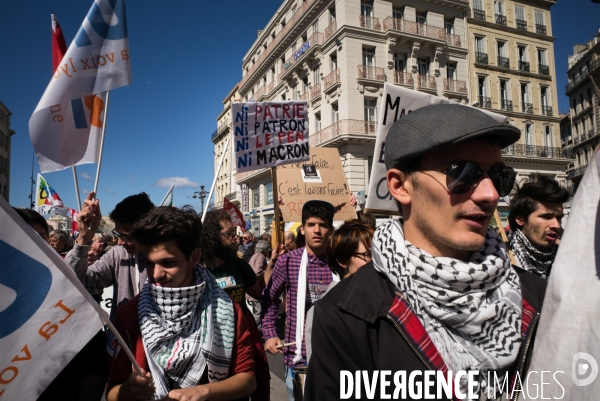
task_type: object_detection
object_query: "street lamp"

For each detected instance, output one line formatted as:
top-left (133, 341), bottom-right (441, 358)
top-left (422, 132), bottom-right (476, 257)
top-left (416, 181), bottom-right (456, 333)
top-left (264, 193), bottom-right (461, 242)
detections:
top-left (193, 185), bottom-right (208, 212)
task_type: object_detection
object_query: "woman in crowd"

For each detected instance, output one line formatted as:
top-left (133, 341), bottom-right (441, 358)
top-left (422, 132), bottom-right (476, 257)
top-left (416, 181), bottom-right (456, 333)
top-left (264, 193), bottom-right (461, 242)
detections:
top-left (49, 229), bottom-right (71, 258)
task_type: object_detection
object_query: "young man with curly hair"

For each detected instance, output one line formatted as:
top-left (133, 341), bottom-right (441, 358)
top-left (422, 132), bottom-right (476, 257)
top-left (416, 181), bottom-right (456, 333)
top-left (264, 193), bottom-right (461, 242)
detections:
top-left (106, 206), bottom-right (256, 401)
top-left (262, 200), bottom-right (336, 401)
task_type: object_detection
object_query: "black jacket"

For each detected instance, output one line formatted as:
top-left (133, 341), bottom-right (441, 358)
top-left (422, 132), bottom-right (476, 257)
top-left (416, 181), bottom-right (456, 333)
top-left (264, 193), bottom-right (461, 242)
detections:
top-left (304, 261), bottom-right (547, 401)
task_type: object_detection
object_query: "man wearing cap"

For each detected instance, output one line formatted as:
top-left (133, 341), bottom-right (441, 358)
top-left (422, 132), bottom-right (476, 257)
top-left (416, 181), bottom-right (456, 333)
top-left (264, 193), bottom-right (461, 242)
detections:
top-left (262, 200), bottom-right (336, 401)
top-left (305, 105), bottom-right (547, 400)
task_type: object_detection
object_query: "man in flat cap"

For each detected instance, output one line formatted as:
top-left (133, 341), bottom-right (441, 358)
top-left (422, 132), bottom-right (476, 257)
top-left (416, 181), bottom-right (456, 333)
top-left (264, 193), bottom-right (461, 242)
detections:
top-left (305, 105), bottom-right (547, 400)
top-left (262, 200), bottom-right (336, 401)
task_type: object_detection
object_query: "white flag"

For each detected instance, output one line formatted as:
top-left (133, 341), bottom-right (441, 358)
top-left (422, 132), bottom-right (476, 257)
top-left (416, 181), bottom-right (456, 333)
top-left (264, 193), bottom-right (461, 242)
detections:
top-left (29, 0), bottom-right (131, 173)
top-left (0, 197), bottom-right (108, 400)
top-left (365, 84), bottom-right (507, 214)
top-left (525, 148), bottom-right (600, 399)
top-left (160, 185), bottom-right (174, 207)
top-left (35, 173), bottom-right (70, 217)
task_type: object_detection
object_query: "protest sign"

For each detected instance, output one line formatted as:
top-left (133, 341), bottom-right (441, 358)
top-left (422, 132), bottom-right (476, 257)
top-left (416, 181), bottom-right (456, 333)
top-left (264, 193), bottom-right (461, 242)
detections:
top-left (232, 101), bottom-right (310, 173)
top-left (276, 147), bottom-right (357, 222)
top-left (224, 197), bottom-right (246, 230)
top-left (364, 84), bottom-right (508, 214)
top-left (524, 149), bottom-right (600, 400)
top-left (0, 197), bottom-right (108, 400)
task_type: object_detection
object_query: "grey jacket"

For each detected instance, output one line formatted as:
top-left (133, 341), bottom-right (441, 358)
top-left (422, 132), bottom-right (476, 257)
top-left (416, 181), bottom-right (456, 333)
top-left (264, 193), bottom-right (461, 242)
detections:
top-left (65, 244), bottom-right (147, 321)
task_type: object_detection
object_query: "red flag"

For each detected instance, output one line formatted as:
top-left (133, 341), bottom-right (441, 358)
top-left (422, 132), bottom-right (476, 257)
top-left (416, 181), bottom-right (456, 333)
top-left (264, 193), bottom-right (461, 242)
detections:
top-left (69, 207), bottom-right (79, 235)
top-left (51, 14), bottom-right (67, 72)
top-left (224, 198), bottom-right (245, 229)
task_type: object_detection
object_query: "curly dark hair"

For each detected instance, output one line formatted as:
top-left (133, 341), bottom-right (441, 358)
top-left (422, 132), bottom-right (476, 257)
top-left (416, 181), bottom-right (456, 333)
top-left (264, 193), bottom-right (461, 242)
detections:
top-left (200, 209), bottom-right (237, 263)
top-left (327, 220), bottom-right (375, 277)
top-left (109, 192), bottom-right (155, 225)
top-left (302, 206), bottom-right (333, 227)
top-left (508, 174), bottom-right (570, 230)
top-left (132, 206), bottom-right (201, 259)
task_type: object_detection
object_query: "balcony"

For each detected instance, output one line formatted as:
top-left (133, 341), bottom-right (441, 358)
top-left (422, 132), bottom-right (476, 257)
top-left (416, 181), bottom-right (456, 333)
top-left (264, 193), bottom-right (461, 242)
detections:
top-left (211, 121), bottom-right (230, 142)
top-left (324, 68), bottom-right (341, 91)
top-left (568, 165), bottom-right (588, 179)
top-left (475, 52), bottom-right (488, 64)
top-left (518, 61), bottom-right (530, 72)
top-left (359, 15), bottom-right (381, 30)
top-left (394, 71), bottom-right (414, 87)
top-left (522, 102), bottom-right (533, 114)
top-left (541, 105), bottom-right (553, 116)
top-left (473, 9), bottom-right (485, 20)
top-left (310, 83), bottom-right (321, 101)
top-left (538, 64), bottom-right (550, 76)
top-left (324, 20), bottom-right (337, 41)
top-left (446, 33), bottom-right (461, 47)
top-left (254, 85), bottom-right (266, 100)
top-left (298, 92), bottom-right (308, 101)
top-left (516, 19), bottom-right (527, 30)
top-left (443, 78), bottom-right (467, 93)
top-left (502, 144), bottom-right (574, 159)
top-left (479, 96), bottom-right (491, 108)
top-left (382, 17), bottom-right (448, 42)
top-left (495, 14), bottom-right (507, 26)
top-left (498, 56), bottom-right (510, 68)
top-left (417, 75), bottom-right (436, 90)
top-left (536, 24), bottom-right (547, 35)
top-left (358, 65), bottom-right (385, 81)
top-left (565, 58), bottom-right (600, 92)
top-left (309, 119), bottom-right (377, 146)
top-left (500, 99), bottom-right (513, 112)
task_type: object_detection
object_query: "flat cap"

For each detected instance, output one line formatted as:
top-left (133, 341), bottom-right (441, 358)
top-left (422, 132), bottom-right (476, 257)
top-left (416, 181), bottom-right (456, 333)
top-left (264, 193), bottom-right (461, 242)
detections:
top-left (303, 200), bottom-right (335, 216)
top-left (384, 104), bottom-right (520, 170)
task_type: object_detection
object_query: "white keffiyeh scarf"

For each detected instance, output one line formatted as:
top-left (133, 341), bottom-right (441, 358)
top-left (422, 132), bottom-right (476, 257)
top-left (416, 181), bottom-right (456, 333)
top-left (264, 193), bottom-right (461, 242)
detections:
top-left (138, 265), bottom-right (235, 399)
top-left (508, 229), bottom-right (556, 280)
top-left (372, 221), bottom-right (522, 399)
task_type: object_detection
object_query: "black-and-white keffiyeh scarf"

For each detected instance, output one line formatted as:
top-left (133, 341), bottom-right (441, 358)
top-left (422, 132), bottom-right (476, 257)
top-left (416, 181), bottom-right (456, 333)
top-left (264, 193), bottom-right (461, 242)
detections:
top-left (138, 265), bottom-right (235, 399)
top-left (372, 221), bottom-right (522, 399)
top-left (508, 229), bottom-right (556, 280)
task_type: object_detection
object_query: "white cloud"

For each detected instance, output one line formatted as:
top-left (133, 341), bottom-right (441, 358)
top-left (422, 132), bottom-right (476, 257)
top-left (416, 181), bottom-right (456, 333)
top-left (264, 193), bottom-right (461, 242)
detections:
top-left (153, 177), bottom-right (200, 189)
top-left (102, 187), bottom-right (116, 195)
top-left (128, 174), bottom-right (135, 187)
top-left (80, 172), bottom-right (93, 181)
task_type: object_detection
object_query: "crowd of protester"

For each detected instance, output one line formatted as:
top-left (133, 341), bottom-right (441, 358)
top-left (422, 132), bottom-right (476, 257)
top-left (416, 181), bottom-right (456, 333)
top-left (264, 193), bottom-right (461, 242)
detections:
top-left (14, 104), bottom-right (573, 401)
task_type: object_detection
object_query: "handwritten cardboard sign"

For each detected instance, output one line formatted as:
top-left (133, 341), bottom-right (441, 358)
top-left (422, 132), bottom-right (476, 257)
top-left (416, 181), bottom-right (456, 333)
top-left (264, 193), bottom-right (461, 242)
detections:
top-left (365, 84), bottom-right (508, 214)
top-left (276, 147), bottom-right (357, 222)
top-left (232, 101), bottom-right (310, 173)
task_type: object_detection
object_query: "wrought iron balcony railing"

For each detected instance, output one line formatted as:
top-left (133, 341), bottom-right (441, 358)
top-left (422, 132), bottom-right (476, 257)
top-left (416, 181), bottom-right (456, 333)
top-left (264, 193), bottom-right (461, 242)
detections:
top-left (309, 119), bottom-right (377, 146)
top-left (475, 52), bottom-right (488, 64)
top-left (324, 68), bottom-right (341, 90)
top-left (417, 75), bottom-right (436, 90)
top-left (518, 60), bottom-right (530, 72)
top-left (359, 15), bottom-right (381, 30)
top-left (324, 21), bottom-right (337, 41)
top-left (473, 9), bottom-right (485, 20)
top-left (495, 14), bottom-right (507, 25)
top-left (310, 83), bottom-right (321, 100)
top-left (502, 144), bottom-right (574, 159)
top-left (538, 64), bottom-right (550, 76)
top-left (501, 99), bottom-right (513, 112)
top-left (566, 58), bottom-right (600, 92)
top-left (446, 33), bottom-right (461, 47)
top-left (516, 19), bottom-right (527, 30)
top-left (358, 65), bottom-right (385, 81)
top-left (479, 96), bottom-right (491, 108)
top-left (541, 105), bottom-right (553, 116)
top-left (443, 78), bottom-right (467, 93)
top-left (536, 24), bottom-right (547, 35)
top-left (394, 71), bottom-right (414, 86)
top-left (498, 56), bottom-right (510, 68)
top-left (568, 165), bottom-right (587, 178)
top-left (382, 17), bottom-right (448, 42)
top-left (522, 102), bottom-right (533, 114)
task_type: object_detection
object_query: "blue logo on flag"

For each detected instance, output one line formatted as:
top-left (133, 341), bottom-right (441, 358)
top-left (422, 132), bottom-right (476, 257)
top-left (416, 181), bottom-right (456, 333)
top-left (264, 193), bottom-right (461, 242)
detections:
top-left (0, 240), bottom-right (52, 339)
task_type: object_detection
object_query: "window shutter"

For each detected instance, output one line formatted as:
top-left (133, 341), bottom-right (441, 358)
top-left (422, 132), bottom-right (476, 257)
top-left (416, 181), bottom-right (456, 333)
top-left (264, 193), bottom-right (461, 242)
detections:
top-left (515, 6), bottom-right (525, 21)
top-left (535, 10), bottom-right (544, 26)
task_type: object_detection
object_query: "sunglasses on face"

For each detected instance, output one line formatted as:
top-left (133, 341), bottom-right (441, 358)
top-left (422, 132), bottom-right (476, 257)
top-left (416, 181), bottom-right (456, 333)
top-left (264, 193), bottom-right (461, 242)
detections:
top-left (424, 162), bottom-right (516, 197)
top-left (112, 229), bottom-right (132, 243)
top-left (220, 229), bottom-right (238, 240)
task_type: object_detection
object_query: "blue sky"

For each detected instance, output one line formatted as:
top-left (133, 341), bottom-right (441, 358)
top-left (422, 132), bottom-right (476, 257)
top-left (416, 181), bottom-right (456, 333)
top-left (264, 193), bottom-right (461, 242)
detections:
top-left (1, 0), bottom-right (598, 213)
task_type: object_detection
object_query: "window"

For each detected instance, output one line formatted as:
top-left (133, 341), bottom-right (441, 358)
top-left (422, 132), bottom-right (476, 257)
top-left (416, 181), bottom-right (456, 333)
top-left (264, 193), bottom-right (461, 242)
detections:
top-left (537, 49), bottom-right (549, 75)
top-left (497, 41), bottom-right (509, 68)
top-left (418, 58), bottom-right (429, 75)
top-left (332, 103), bottom-right (339, 123)
top-left (393, 6), bottom-right (404, 20)
top-left (494, 1), bottom-right (506, 25)
top-left (330, 53), bottom-right (338, 72)
top-left (447, 62), bottom-right (456, 80)
top-left (252, 187), bottom-right (260, 207)
top-left (416, 12), bottom-right (427, 25)
top-left (500, 79), bottom-right (511, 111)
top-left (364, 98), bottom-right (377, 122)
top-left (363, 48), bottom-right (374, 66)
top-left (264, 214), bottom-right (274, 232)
top-left (361, 0), bottom-right (373, 17)
top-left (394, 54), bottom-right (405, 72)
top-left (478, 76), bottom-right (490, 107)
top-left (544, 125), bottom-right (553, 148)
top-left (535, 10), bottom-right (546, 34)
top-left (524, 123), bottom-right (534, 146)
top-left (251, 216), bottom-right (260, 235)
top-left (518, 45), bottom-right (529, 71)
top-left (315, 112), bottom-right (321, 132)
top-left (473, 0), bottom-right (485, 19)
top-left (265, 182), bottom-right (273, 205)
top-left (475, 36), bottom-right (487, 63)
top-left (541, 86), bottom-right (551, 115)
top-left (329, 8), bottom-right (336, 23)
top-left (515, 5), bottom-right (526, 30)
top-left (312, 21), bottom-right (319, 34)
top-left (313, 65), bottom-right (320, 85)
top-left (587, 88), bottom-right (593, 105)
top-left (521, 83), bottom-right (532, 113)
top-left (445, 19), bottom-right (454, 34)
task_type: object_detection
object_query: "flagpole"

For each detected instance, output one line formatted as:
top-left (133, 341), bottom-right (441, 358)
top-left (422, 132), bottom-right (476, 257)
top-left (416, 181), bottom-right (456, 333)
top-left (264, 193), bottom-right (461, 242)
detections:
top-left (105, 320), bottom-right (144, 376)
top-left (72, 166), bottom-right (82, 211)
top-left (93, 91), bottom-right (110, 194)
top-left (202, 135), bottom-right (230, 222)
top-left (29, 150), bottom-right (35, 209)
top-left (160, 185), bottom-right (174, 206)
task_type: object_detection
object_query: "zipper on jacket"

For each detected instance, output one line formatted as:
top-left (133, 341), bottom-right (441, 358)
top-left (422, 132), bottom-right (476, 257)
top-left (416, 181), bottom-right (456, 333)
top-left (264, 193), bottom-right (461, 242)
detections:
top-left (512, 312), bottom-right (540, 401)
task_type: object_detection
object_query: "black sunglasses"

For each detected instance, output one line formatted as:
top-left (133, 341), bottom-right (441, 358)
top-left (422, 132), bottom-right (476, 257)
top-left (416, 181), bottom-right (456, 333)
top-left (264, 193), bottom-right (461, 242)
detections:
top-left (111, 229), bottom-right (132, 243)
top-left (425, 162), bottom-right (516, 197)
